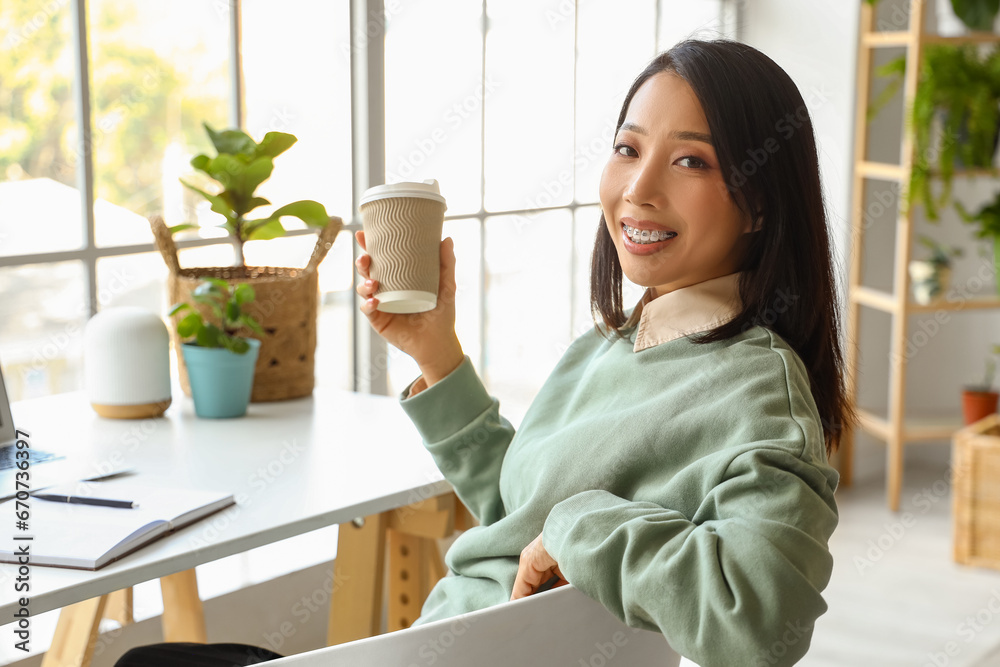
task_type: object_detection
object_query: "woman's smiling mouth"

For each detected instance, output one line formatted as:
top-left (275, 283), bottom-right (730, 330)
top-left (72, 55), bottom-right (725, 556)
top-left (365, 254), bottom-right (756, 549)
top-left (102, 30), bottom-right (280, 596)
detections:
top-left (620, 221), bottom-right (677, 255)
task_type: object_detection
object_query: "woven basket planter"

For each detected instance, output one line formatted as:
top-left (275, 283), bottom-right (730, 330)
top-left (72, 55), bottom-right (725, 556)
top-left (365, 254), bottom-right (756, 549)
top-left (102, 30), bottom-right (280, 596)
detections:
top-left (150, 215), bottom-right (343, 402)
top-left (953, 413), bottom-right (1000, 570)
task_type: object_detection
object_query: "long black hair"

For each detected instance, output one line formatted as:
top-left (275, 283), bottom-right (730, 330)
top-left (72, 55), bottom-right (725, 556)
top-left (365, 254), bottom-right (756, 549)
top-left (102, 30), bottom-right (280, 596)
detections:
top-left (591, 39), bottom-right (854, 456)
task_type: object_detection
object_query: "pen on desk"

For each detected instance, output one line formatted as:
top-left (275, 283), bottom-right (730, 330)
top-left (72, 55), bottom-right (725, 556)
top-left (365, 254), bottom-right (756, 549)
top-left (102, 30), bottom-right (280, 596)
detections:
top-left (33, 494), bottom-right (138, 509)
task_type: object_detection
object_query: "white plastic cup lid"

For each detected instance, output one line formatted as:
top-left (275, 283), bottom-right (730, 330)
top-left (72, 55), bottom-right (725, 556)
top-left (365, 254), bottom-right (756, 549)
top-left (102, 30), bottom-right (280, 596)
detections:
top-left (359, 179), bottom-right (447, 207)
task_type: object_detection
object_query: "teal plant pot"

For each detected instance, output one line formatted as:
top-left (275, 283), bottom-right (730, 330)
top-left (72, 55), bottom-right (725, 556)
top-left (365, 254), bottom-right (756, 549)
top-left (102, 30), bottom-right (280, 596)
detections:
top-left (181, 339), bottom-right (261, 418)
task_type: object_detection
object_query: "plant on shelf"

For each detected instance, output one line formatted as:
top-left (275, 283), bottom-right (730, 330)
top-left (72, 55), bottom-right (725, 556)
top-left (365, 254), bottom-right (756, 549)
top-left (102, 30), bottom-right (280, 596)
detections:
top-left (867, 45), bottom-right (1000, 220)
top-left (912, 45), bottom-right (1000, 219)
top-left (169, 278), bottom-right (266, 418)
top-left (962, 344), bottom-right (1000, 425)
top-left (955, 190), bottom-right (1000, 292)
top-left (919, 234), bottom-right (963, 267)
top-left (174, 123), bottom-right (331, 267)
top-left (909, 234), bottom-right (963, 304)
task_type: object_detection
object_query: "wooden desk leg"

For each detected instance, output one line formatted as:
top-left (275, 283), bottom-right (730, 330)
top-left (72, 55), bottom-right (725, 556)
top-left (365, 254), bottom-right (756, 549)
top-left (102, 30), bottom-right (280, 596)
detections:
top-left (40, 596), bottom-right (108, 667)
top-left (104, 587), bottom-right (134, 626)
top-left (386, 493), bottom-right (457, 632)
top-left (160, 569), bottom-right (207, 642)
top-left (424, 539), bottom-right (446, 584)
top-left (328, 513), bottom-right (387, 646)
top-left (386, 530), bottom-right (426, 632)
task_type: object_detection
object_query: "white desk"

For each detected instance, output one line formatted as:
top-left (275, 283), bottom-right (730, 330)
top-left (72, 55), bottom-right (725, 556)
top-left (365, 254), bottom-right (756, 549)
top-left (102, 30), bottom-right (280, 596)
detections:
top-left (0, 387), bottom-right (451, 618)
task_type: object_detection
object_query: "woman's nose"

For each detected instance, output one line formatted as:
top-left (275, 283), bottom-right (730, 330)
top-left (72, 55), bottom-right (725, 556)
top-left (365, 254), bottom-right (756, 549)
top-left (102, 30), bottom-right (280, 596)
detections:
top-left (623, 163), bottom-right (664, 207)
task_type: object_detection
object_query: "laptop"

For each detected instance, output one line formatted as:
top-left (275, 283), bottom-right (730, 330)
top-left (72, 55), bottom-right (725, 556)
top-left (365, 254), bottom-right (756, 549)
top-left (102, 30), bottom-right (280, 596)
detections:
top-left (0, 359), bottom-right (130, 501)
top-left (268, 585), bottom-right (682, 666)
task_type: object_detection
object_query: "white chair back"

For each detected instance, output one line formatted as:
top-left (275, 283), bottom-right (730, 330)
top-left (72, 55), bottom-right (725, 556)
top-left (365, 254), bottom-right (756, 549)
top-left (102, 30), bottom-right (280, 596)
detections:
top-left (269, 585), bottom-right (682, 666)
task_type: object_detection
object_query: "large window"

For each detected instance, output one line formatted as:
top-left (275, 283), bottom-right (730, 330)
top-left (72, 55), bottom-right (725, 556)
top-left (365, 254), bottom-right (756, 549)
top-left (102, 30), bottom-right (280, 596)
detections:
top-left (0, 0), bottom-right (733, 416)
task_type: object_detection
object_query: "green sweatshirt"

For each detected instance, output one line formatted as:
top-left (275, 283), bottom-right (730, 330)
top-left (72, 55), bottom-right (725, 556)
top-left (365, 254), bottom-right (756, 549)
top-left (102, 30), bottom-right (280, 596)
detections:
top-left (398, 273), bottom-right (839, 666)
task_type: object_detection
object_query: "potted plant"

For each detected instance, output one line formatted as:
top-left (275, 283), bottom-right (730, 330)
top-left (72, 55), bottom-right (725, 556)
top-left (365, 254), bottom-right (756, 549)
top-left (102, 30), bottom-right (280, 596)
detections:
top-left (912, 45), bottom-right (1000, 219)
top-left (955, 190), bottom-right (1000, 292)
top-left (867, 45), bottom-right (1000, 220)
top-left (963, 345), bottom-right (1000, 425)
top-left (169, 278), bottom-right (265, 418)
top-left (908, 234), bottom-right (963, 304)
top-left (151, 124), bottom-right (343, 402)
top-left (174, 123), bottom-right (331, 266)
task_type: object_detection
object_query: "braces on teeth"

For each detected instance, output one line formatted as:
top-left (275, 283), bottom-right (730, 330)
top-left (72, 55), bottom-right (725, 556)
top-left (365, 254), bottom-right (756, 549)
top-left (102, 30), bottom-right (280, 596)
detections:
top-left (624, 224), bottom-right (676, 243)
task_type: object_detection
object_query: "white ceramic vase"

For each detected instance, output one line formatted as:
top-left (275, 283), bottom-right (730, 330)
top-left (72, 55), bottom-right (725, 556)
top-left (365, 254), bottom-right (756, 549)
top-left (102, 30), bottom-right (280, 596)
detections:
top-left (85, 307), bottom-right (171, 419)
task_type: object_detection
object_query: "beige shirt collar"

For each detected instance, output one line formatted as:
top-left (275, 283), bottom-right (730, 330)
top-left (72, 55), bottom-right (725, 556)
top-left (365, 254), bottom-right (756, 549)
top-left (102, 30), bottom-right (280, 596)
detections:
top-left (621, 272), bottom-right (743, 352)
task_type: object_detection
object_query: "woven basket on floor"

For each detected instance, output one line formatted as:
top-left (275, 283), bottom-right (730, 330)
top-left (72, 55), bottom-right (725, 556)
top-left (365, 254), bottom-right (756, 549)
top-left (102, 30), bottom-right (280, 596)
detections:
top-left (151, 215), bottom-right (344, 402)
top-left (953, 412), bottom-right (1000, 569)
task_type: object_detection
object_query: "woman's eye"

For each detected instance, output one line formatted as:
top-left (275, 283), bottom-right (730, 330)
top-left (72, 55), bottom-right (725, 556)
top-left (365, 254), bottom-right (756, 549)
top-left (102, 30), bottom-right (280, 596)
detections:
top-left (613, 144), bottom-right (637, 158)
top-left (676, 155), bottom-right (707, 169)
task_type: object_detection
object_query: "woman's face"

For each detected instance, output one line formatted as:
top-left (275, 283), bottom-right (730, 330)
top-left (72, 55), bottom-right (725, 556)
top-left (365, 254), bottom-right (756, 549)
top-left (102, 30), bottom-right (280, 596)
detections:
top-left (600, 72), bottom-right (754, 297)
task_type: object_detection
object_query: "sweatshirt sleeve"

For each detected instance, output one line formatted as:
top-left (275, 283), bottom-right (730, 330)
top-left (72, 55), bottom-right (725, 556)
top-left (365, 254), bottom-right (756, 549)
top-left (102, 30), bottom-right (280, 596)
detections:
top-left (541, 446), bottom-right (838, 667)
top-left (398, 355), bottom-right (516, 526)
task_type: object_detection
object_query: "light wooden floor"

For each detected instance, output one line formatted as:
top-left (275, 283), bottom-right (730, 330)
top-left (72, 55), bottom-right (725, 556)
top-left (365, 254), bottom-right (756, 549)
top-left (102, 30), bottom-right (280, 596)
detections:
top-left (805, 463), bottom-right (1000, 666)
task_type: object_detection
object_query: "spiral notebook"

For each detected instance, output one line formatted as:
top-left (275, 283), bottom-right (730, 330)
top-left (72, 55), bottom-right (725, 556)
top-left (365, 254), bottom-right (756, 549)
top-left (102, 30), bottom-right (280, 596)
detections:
top-left (0, 478), bottom-right (234, 570)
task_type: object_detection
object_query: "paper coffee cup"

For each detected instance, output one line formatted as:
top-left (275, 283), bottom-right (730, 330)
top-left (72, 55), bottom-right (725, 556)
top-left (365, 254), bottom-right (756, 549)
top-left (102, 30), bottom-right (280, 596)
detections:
top-left (360, 180), bottom-right (448, 314)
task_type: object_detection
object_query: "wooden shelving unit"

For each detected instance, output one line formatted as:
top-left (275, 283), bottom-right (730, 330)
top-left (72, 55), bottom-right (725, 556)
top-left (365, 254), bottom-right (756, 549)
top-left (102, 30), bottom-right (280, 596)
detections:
top-left (840, 1), bottom-right (1000, 510)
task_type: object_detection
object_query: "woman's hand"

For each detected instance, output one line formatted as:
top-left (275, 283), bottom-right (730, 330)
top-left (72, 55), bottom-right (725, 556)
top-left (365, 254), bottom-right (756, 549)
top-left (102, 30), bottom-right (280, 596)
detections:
top-left (355, 230), bottom-right (464, 384)
top-left (510, 532), bottom-right (568, 600)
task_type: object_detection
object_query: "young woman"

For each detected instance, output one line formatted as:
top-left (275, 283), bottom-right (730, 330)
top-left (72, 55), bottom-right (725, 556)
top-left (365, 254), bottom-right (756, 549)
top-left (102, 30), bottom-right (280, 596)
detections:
top-left (115, 38), bottom-right (852, 667)
top-left (354, 39), bottom-right (853, 665)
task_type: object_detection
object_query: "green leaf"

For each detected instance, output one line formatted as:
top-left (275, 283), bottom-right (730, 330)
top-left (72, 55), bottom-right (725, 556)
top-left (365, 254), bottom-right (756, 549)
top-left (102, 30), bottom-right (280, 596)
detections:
top-left (225, 300), bottom-right (241, 323)
top-left (204, 123), bottom-right (256, 157)
top-left (244, 219), bottom-right (286, 241)
top-left (240, 313), bottom-right (266, 335)
top-left (270, 200), bottom-right (330, 228)
top-left (197, 323), bottom-right (223, 348)
top-left (177, 312), bottom-right (203, 338)
top-left (168, 303), bottom-right (190, 316)
top-left (255, 131), bottom-right (297, 159)
top-left (244, 196), bottom-right (271, 214)
top-left (950, 0), bottom-right (1000, 31)
top-left (168, 223), bottom-right (198, 235)
top-left (234, 283), bottom-right (255, 305)
top-left (193, 279), bottom-right (227, 298)
top-left (190, 154), bottom-right (211, 174)
top-left (226, 336), bottom-right (251, 355)
top-left (242, 157), bottom-right (275, 198)
top-left (180, 179), bottom-right (234, 220)
top-left (205, 154), bottom-right (246, 190)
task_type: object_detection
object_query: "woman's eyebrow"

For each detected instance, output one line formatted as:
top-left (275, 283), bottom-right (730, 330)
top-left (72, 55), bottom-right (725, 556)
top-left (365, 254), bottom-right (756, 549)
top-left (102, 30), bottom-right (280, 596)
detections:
top-left (618, 122), bottom-right (713, 145)
top-left (671, 130), bottom-right (713, 144)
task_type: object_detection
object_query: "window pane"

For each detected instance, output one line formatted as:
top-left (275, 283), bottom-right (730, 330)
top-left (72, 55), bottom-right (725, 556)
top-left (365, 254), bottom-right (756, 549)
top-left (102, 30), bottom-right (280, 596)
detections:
top-left (385, 0), bottom-right (484, 216)
top-left (386, 218), bottom-right (482, 397)
top-left (484, 1), bottom-right (575, 212)
top-left (243, 0), bottom-right (352, 230)
top-left (573, 206), bottom-right (601, 337)
top-left (316, 231), bottom-right (355, 393)
top-left (575, 1), bottom-right (657, 203)
top-left (657, 0), bottom-right (726, 51)
top-left (0, 262), bottom-right (87, 401)
top-left (89, 0), bottom-right (230, 247)
top-left (483, 210), bottom-right (572, 427)
top-left (96, 252), bottom-right (169, 314)
top-left (177, 243), bottom-right (234, 271)
top-left (0, 3), bottom-right (82, 257)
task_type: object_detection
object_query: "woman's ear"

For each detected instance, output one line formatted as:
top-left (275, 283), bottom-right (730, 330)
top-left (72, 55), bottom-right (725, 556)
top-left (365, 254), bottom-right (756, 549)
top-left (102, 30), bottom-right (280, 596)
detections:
top-left (743, 211), bottom-right (763, 234)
